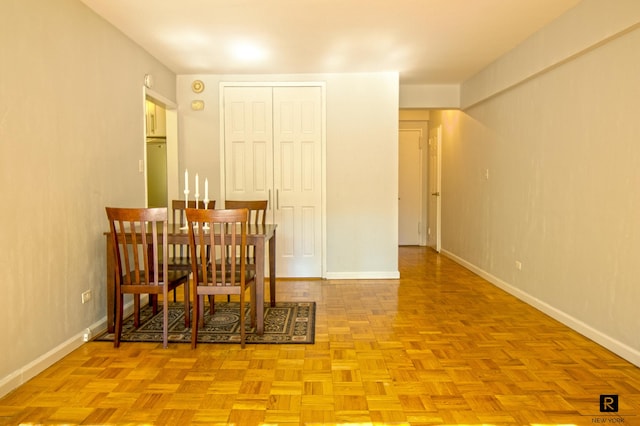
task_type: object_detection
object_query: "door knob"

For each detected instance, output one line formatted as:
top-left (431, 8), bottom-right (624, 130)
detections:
top-left (431, 192), bottom-right (440, 196)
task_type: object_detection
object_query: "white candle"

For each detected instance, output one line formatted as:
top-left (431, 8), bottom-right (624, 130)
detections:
top-left (204, 178), bottom-right (209, 202)
top-left (195, 173), bottom-right (199, 197)
top-left (184, 169), bottom-right (189, 191)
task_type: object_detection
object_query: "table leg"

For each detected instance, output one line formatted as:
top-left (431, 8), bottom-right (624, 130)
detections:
top-left (254, 238), bottom-right (265, 335)
top-left (106, 235), bottom-right (115, 333)
top-left (269, 229), bottom-right (276, 307)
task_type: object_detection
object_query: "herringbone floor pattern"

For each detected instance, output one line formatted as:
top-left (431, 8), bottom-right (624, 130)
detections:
top-left (1, 247), bottom-right (639, 425)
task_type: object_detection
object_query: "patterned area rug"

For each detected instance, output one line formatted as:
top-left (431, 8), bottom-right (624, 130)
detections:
top-left (96, 301), bottom-right (315, 344)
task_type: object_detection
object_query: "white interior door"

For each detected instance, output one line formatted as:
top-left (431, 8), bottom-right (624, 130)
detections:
top-left (398, 129), bottom-right (422, 245)
top-left (428, 125), bottom-right (442, 252)
top-left (223, 85), bottom-right (323, 277)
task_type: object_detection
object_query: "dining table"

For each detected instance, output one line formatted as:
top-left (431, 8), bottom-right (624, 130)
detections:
top-left (105, 222), bottom-right (277, 336)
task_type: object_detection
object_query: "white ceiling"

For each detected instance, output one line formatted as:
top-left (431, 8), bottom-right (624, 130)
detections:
top-left (80, 0), bottom-right (581, 85)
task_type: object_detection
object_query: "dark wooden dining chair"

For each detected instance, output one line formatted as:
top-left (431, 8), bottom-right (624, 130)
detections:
top-left (185, 207), bottom-right (256, 348)
top-left (223, 200), bottom-right (268, 302)
top-left (105, 207), bottom-right (190, 348)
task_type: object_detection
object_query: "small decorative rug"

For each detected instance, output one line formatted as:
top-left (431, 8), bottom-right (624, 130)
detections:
top-left (96, 301), bottom-right (315, 344)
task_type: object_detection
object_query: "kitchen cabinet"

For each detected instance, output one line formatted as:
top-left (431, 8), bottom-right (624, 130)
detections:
top-left (145, 100), bottom-right (166, 137)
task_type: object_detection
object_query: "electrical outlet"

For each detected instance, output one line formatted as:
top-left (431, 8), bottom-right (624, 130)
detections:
top-left (83, 328), bottom-right (92, 342)
top-left (81, 290), bottom-right (92, 304)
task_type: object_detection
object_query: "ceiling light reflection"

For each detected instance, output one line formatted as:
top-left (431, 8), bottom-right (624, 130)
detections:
top-left (229, 41), bottom-right (268, 62)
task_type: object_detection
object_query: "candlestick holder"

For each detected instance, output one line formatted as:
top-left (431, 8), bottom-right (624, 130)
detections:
top-left (202, 199), bottom-right (210, 230)
top-left (180, 189), bottom-right (189, 230)
top-left (193, 192), bottom-right (200, 228)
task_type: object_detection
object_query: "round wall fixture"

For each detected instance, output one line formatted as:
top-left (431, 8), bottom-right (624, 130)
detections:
top-left (191, 80), bottom-right (205, 93)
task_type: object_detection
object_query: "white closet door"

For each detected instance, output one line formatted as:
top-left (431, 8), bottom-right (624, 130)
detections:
top-left (223, 87), bottom-right (274, 206)
top-left (223, 85), bottom-right (323, 277)
top-left (273, 86), bottom-right (322, 277)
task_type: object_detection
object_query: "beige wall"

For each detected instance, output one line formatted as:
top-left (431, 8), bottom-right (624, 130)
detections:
top-left (399, 84), bottom-right (459, 108)
top-left (0, 0), bottom-right (176, 395)
top-left (435, 0), bottom-right (640, 365)
top-left (176, 72), bottom-right (401, 279)
top-left (462, 0), bottom-right (640, 108)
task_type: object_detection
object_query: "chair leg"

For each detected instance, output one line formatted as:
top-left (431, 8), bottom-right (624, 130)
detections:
top-left (199, 296), bottom-right (206, 328)
top-left (250, 281), bottom-right (257, 328)
top-left (151, 294), bottom-right (159, 315)
top-left (162, 295), bottom-right (169, 349)
top-left (239, 292), bottom-right (245, 349)
top-left (114, 294), bottom-right (123, 348)
top-left (191, 293), bottom-right (200, 349)
top-left (133, 294), bottom-right (141, 328)
top-left (250, 292), bottom-right (257, 329)
top-left (183, 281), bottom-right (190, 328)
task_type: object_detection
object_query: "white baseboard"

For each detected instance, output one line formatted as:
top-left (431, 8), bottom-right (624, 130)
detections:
top-left (0, 332), bottom-right (86, 399)
top-left (0, 297), bottom-right (142, 398)
top-left (325, 270), bottom-right (400, 279)
top-left (441, 249), bottom-right (640, 368)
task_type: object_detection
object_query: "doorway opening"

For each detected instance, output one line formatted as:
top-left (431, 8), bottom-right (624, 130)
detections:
top-left (398, 128), bottom-right (423, 245)
top-left (143, 88), bottom-right (179, 213)
top-left (398, 110), bottom-right (430, 247)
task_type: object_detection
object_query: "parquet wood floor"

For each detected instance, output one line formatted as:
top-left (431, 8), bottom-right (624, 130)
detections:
top-left (1, 247), bottom-right (639, 425)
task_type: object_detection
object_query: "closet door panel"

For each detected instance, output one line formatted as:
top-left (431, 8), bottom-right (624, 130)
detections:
top-left (301, 141), bottom-right (315, 191)
top-left (278, 141), bottom-right (294, 191)
top-left (279, 206), bottom-right (295, 258)
top-left (301, 206), bottom-right (316, 256)
top-left (252, 141), bottom-right (268, 192)
top-left (229, 141), bottom-right (246, 192)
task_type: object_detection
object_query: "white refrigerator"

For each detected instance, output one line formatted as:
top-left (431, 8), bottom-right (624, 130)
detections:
top-left (146, 137), bottom-right (168, 208)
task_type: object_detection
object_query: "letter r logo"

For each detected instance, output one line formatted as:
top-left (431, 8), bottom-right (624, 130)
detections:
top-left (600, 394), bottom-right (619, 412)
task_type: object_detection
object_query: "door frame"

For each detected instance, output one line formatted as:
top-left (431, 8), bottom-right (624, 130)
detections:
top-left (428, 124), bottom-right (442, 252)
top-left (143, 87), bottom-right (179, 214)
top-left (218, 81), bottom-right (327, 277)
